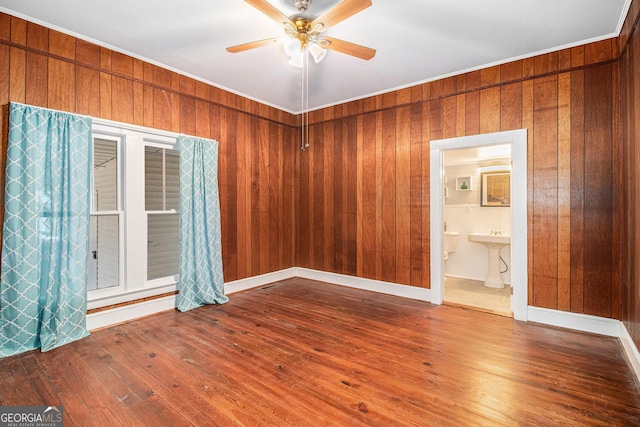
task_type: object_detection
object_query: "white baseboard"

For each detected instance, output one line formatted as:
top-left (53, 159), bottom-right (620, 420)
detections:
top-left (619, 322), bottom-right (640, 385)
top-left (294, 267), bottom-right (431, 301)
top-left (223, 268), bottom-right (297, 294)
top-left (527, 306), bottom-right (621, 336)
top-left (86, 295), bottom-right (177, 331)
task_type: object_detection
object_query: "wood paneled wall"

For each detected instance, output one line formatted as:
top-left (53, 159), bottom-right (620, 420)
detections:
top-left (620, 0), bottom-right (640, 348)
top-left (296, 39), bottom-right (621, 318)
top-left (0, 9), bottom-right (634, 322)
top-left (0, 12), bottom-right (297, 284)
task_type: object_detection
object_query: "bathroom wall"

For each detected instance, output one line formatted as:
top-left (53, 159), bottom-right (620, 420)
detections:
top-left (444, 163), bottom-right (511, 285)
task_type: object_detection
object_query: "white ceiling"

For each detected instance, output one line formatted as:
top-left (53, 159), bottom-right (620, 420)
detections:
top-left (0, 0), bottom-right (631, 114)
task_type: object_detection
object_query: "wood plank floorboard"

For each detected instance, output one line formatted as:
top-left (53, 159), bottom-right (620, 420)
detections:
top-left (1, 277), bottom-right (639, 426)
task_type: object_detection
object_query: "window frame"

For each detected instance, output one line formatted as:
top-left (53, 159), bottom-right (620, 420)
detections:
top-left (87, 121), bottom-right (180, 310)
top-left (87, 134), bottom-right (124, 294)
top-left (144, 141), bottom-right (181, 286)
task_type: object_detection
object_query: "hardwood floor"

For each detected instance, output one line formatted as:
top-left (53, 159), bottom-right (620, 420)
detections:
top-left (1, 277), bottom-right (639, 426)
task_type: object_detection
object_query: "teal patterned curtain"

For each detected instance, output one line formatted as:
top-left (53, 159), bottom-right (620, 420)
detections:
top-left (177, 135), bottom-right (228, 312)
top-left (0, 103), bottom-right (92, 357)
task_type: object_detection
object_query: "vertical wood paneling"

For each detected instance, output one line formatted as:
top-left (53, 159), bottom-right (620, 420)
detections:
top-left (395, 107), bottom-right (411, 285)
top-left (500, 82), bottom-right (522, 131)
top-left (570, 70), bottom-right (586, 313)
top-left (76, 66), bottom-right (100, 117)
top-left (272, 123), bottom-right (285, 270)
top-left (153, 88), bottom-right (171, 131)
top-left (465, 91), bottom-right (480, 135)
top-left (9, 48), bottom-right (26, 103)
top-left (220, 108), bottom-right (235, 281)
top-left (268, 121), bottom-right (283, 273)
top-left (25, 52), bottom-right (47, 107)
top-left (619, 2), bottom-right (640, 347)
top-left (323, 121), bottom-right (335, 272)
top-left (0, 43), bottom-right (8, 226)
top-left (111, 76), bottom-right (133, 124)
top-left (421, 102), bottom-right (431, 288)
top-left (297, 120), bottom-right (310, 269)
top-left (583, 64), bottom-right (613, 317)
top-left (234, 109), bottom-right (248, 279)
top-left (10, 16), bottom-right (26, 45)
top-left (332, 119), bottom-right (344, 272)
top-left (49, 30), bottom-right (75, 60)
top-left (26, 21), bottom-right (48, 52)
top-left (282, 126), bottom-right (295, 270)
top-left (179, 95), bottom-right (195, 136)
top-left (522, 79), bottom-right (535, 304)
top-left (442, 96), bottom-right (456, 138)
top-left (195, 100), bottom-right (210, 139)
top-left (258, 119), bottom-right (270, 274)
top-left (375, 112), bottom-right (384, 279)
top-left (357, 116), bottom-right (364, 277)
top-left (132, 82), bottom-right (144, 126)
top-left (170, 93), bottom-right (180, 133)
top-left (47, 57), bottom-right (74, 111)
top-left (99, 72), bottom-right (112, 120)
top-left (76, 40), bottom-right (101, 68)
top-left (480, 87), bottom-right (500, 133)
top-left (311, 123), bottom-right (323, 270)
top-left (381, 109), bottom-right (396, 283)
top-left (532, 76), bottom-right (559, 309)
top-left (410, 104), bottom-right (423, 287)
top-left (362, 113), bottom-right (377, 279)
top-left (557, 73), bottom-right (572, 311)
top-left (346, 117), bottom-right (358, 276)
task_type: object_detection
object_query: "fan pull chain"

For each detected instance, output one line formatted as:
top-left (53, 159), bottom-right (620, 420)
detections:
top-left (300, 49), bottom-right (310, 151)
top-left (305, 49), bottom-right (310, 149)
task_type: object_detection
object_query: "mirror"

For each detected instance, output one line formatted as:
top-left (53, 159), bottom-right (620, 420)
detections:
top-left (481, 172), bottom-right (510, 207)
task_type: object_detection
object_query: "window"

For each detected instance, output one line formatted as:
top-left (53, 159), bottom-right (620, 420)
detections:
top-left (87, 123), bottom-right (180, 309)
top-left (88, 137), bottom-right (122, 291)
top-left (145, 145), bottom-right (180, 281)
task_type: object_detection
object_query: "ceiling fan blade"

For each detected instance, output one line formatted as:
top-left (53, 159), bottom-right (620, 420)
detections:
top-left (226, 38), bottom-right (279, 53)
top-left (311, 0), bottom-right (372, 30)
top-left (245, 0), bottom-right (294, 27)
top-left (322, 36), bottom-right (376, 60)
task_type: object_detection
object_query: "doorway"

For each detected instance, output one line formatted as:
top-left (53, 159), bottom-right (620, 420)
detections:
top-left (429, 130), bottom-right (528, 321)
top-left (443, 145), bottom-right (512, 315)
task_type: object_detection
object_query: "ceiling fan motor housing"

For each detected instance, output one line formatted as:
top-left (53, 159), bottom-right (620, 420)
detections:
top-left (294, 0), bottom-right (312, 12)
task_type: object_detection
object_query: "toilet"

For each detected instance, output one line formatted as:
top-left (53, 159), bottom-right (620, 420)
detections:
top-left (444, 231), bottom-right (459, 265)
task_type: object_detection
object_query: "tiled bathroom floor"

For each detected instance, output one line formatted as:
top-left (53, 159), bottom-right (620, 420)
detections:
top-left (444, 276), bottom-right (511, 316)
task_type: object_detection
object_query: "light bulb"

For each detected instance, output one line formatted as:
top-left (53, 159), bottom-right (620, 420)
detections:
top-left (283, 37), bottom-right (302, 57)
top-left (309, 42), bottom-right (327, 63)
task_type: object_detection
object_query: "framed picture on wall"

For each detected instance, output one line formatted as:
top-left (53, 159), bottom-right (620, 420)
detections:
top-left (481, 172), bottom-right (510, 207)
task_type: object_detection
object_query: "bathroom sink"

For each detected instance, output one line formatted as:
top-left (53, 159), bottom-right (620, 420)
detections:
top-left (468, 233), bottom-right (510, 246)
top-left (468, 233), bottom-right (510, 288)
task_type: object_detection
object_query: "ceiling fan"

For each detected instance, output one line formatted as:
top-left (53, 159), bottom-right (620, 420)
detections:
top-left (226, 0), bottom-right (376, 64)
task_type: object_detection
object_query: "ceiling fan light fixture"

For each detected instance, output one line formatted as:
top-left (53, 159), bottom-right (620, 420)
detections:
top-left (309, 41), bottom-right (327, 63)
top-left (283, 37), bottom-right (302, 57)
